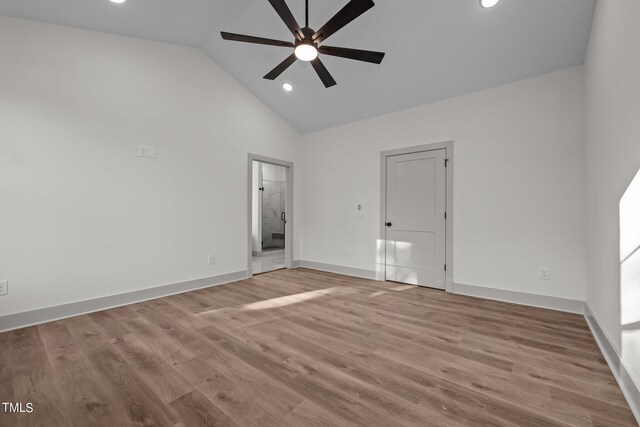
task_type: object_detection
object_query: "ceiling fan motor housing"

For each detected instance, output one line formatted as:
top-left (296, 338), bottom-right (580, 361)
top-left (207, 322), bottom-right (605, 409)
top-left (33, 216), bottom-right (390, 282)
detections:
top-left (300, 26), bottom-right (316, 41)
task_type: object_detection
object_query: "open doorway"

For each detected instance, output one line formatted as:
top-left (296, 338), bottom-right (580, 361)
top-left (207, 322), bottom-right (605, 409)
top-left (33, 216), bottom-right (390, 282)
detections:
top-left (247, 154), bottom-right (293, 276)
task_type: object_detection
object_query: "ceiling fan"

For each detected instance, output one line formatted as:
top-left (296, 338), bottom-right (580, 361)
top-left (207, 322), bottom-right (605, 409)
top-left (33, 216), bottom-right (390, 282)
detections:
top-left (221, 0), bottom-right (385, 88)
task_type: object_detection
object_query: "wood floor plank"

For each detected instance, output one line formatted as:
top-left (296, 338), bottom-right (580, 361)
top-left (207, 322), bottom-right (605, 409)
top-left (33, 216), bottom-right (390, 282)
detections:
top-left (51, 356), bottom-right (131, 427)
top-left (283, 399), bottom-right (354, 427)
top-left (86, 347), bottom-right (179, 425)
top-left (196, 324), bottom-right (405, 426)
top-left (169, 389), bottom-right (237, 427)
top-left (191, 355), bottom-right (302, 425)
top-left (6, 327), bottom-right (70, 427)
top-left (250, 315), bottom-right (569, 424)
top-left (110, 333), bottom-right (194, 404)
top-left (0, 268), bottom-right (636, 426)
top-left (243, 319), bottom-right (503, 426)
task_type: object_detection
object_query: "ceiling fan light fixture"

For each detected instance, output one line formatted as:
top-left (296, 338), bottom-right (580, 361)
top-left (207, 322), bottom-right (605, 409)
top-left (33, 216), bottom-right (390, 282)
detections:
top-left (480, 0), bottom-right (500, 8)
top-left (221, 0), bottom-right (383, 88)
top-left (294, 43), bottom-right (318, 62)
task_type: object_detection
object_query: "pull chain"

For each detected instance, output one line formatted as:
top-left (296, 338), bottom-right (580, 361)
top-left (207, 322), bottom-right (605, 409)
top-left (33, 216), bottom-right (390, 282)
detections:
top-left (305, 0), bottom-right (309, 27)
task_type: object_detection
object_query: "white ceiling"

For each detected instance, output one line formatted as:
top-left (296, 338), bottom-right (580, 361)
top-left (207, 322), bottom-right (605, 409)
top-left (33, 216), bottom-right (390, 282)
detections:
top-left (0, 0), bottom-right (596, 132)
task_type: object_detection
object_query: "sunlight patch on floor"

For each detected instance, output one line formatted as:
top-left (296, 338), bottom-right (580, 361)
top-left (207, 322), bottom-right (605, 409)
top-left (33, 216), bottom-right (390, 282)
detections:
top-left (196, 287), bottom-right (354, 315)
top-left (369, 291), bottom-right (388, 297)
top-left (241, 287), bottom-right (347, 311)
top-left (389, 284), bottom-right (416, 292)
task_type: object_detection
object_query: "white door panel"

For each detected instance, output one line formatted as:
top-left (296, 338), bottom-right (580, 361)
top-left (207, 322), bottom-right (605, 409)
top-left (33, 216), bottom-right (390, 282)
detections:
top-left (394, 158), bottom-right (437, 219)
top-left (385, 150), bottom-right (446, 289)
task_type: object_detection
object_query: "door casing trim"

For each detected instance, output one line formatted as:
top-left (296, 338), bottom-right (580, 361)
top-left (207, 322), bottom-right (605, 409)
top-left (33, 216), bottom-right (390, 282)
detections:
top-left (247, 154), bottom-right (294, 277)
top-left (380, 141), bottom-right (454, 293)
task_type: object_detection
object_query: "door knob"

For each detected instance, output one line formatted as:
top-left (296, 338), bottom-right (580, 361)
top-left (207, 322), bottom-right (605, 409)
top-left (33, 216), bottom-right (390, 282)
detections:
top-left (385, 222), bottom-right (392, 227)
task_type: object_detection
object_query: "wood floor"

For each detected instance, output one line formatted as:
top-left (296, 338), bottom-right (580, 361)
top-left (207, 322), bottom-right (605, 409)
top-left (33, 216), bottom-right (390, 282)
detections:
top-left (0, 268), bottom-right (636, 426)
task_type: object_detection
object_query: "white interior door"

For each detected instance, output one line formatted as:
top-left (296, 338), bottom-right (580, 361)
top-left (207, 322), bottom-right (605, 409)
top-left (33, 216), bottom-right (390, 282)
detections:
top-left (385, 149), bottom-right (447, 289)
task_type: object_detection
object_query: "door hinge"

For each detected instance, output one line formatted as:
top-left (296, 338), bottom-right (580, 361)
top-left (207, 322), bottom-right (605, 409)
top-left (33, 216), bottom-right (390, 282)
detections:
top-left (444, 212), bottom-right (447, 219)
top-left (444, 264), bottom-right (447, 271)
top-left (445, 158), bottom-right (449, 167)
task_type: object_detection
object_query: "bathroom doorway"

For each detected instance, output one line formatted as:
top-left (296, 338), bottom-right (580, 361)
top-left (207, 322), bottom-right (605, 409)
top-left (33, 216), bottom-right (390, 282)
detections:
top-left (247, 155), bottom-right (293, 275)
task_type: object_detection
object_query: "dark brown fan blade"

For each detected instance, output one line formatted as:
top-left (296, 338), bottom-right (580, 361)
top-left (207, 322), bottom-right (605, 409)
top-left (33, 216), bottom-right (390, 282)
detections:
top-left (310, 57), bottom-right (337, 88)
top-left (221, 32), bottom-right (294, 48)
top-left (264, 54), bottom-right (298, 80)
top-left (268, 0), bottom-right (304, 40)
top-left (318, 45), bottom-right (385, 64)
top-left (312, 0), bottom-right (375, 44)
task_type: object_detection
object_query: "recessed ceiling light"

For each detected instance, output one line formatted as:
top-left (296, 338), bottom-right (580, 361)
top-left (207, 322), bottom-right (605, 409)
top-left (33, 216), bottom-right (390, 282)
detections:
top-left (110, 0), bottom-right (126, 3)
top-left (282, 83), bottom-right (294, 92)
top-left (480, 0), bottom-right (500, 8)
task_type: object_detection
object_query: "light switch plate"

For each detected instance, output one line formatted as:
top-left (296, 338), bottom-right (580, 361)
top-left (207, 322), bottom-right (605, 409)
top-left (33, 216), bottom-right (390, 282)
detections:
top-left (148, 147), bottom-right (157, 159)
top-left (0, 280), bottom-right (8, 296)
top-left (139, 146), bottom-right (149, 157)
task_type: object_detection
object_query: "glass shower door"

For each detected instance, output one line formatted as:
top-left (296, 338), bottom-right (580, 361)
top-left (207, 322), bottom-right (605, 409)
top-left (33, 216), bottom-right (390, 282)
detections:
top-left (261, 166), bottom-right (286, 251)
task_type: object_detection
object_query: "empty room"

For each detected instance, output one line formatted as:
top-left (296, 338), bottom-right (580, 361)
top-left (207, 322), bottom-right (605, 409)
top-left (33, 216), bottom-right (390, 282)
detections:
top-left (1, 0), bottom-right (639, 425)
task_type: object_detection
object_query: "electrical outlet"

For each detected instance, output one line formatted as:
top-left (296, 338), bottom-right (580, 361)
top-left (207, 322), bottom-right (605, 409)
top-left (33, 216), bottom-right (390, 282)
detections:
top-left (356, 204), bottom-right (365, 218)
top-left (208, 255), bottom-right (216, 265)
top-left (0, 280), bottom-right (8, 296)
top-left (538, 268), bottom-right (550, 280)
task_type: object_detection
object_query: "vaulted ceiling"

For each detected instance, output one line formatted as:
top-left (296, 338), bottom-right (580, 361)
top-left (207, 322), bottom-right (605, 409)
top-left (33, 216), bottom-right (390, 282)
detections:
top-left (0, 0), bottom-right (596, 132)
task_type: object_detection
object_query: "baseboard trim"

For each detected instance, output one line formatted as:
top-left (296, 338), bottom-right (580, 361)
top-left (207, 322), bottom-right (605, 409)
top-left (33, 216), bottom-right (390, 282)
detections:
top-left (453, 282), bottom-right (585, 314)
top-left (295, 260), bottom-right (377, 280)
top-left (584, 305), bottom-right (640, 423)
top-left (0, 270), bottom-right (248, 333)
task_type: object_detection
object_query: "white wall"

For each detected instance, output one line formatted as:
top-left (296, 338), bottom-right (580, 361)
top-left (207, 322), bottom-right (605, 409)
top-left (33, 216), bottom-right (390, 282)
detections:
top-left (0, 16), bottom-right (301, 316)
top-left (0, 14), bottom-right (593, 320)
top-left (585, 0), bottom-right (640, 387)
top-left (301, 66), bottom-right (587, 301)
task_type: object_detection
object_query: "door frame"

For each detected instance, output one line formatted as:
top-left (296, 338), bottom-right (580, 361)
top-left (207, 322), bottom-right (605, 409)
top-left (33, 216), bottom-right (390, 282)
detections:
top-left (379, 141), bottom-right (454, 293)
top-left (247, 154), bottom-right (294, 277)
